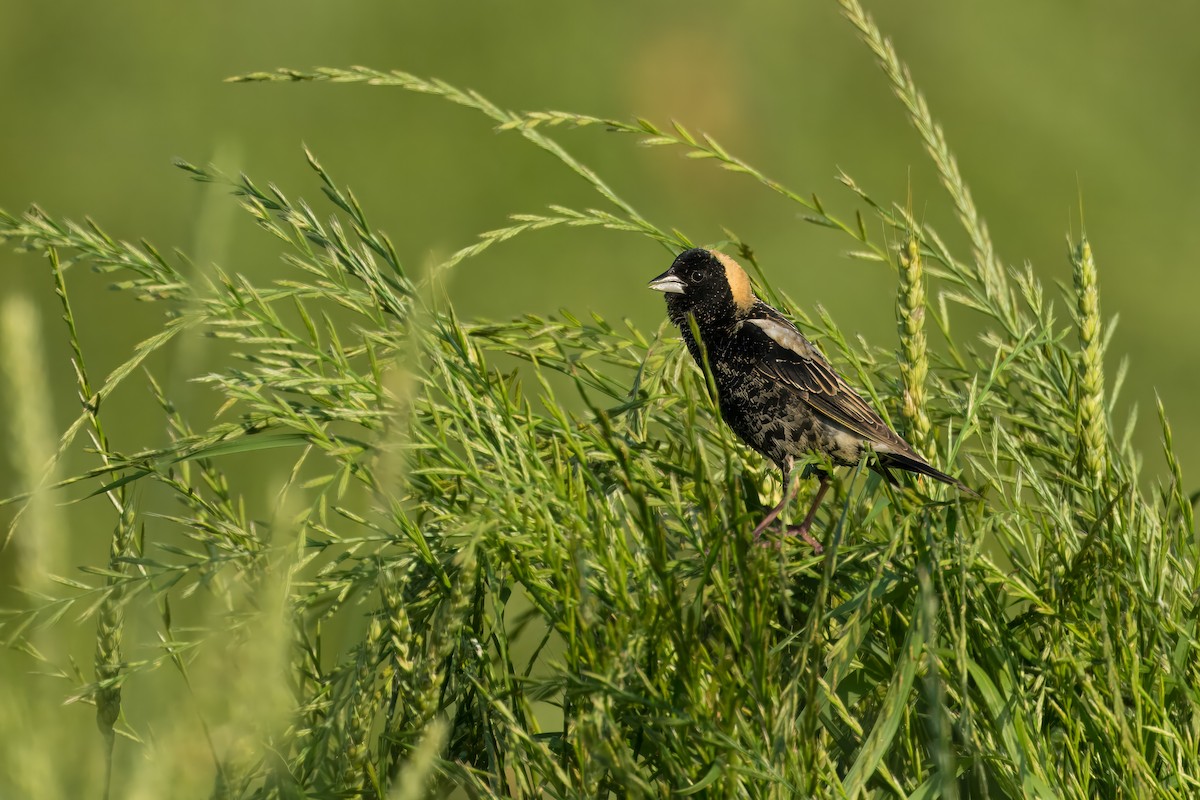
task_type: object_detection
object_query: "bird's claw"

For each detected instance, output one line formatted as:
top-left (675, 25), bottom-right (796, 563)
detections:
top-left (784, 525), bottom-right (824, 554)
top-left (752, 525), bottom-right (823, 553)
top-left (752, 530), bottom-right (782, 550)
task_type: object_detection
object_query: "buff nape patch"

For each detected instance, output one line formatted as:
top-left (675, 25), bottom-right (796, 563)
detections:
top-left (711, 250), bottom-right (754, 312)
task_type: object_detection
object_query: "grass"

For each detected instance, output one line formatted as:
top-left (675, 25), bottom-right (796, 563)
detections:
top-left (2, 1), bottom-right (1198, 797)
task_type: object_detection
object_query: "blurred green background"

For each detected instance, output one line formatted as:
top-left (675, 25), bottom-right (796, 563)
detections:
top-left (3, 2), bottom-right (1198, 528)
top-left (2, 1), bottom-right (1198, 792)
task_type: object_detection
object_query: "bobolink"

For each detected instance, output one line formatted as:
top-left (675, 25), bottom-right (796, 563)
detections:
top-left (649, 247), bottom-right (971, 549)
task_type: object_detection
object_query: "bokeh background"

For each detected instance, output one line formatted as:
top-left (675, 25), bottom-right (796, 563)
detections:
top-left (1, 1), bottom-right (1198, 786)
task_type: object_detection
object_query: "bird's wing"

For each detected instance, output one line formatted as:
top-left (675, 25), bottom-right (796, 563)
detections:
top-left (745, 307), bottom-right (911, 452)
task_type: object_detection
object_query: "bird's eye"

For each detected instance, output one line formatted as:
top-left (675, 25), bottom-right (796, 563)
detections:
top-left (689, 269), bottom-right (704, 283)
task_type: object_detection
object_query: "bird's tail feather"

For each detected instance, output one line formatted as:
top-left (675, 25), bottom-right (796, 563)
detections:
top-left (880, 452), bottom-right (978, 498)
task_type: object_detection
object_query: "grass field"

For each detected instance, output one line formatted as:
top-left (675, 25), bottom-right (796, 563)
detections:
top-left (2, 2), bottom-right (1198, 797)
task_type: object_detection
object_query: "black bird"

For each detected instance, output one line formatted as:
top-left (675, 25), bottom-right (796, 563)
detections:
top-left (649, 247), bottom-right (971, 549)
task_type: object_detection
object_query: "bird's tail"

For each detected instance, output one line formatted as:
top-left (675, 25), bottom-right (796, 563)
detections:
top-left (879, 452), bottom-right (979, 498)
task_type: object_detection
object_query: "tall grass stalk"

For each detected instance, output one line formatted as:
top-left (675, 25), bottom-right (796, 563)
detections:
top-left (0, 293), bottom-right (63, 593)
top-left (1070, 237), bottom-right (1108, 485)
top-left (897, 236), bottom-right (932, 458)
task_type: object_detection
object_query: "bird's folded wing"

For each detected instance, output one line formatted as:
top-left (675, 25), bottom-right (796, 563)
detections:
top-left (747, 313), bottom-right (902, 447)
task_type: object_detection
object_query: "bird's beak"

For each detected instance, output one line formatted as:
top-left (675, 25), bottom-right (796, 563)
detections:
top-left (647, 268), bottom-right (685, 294)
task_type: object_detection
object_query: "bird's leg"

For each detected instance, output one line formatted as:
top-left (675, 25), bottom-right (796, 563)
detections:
top-left (751, 466), bottom-right (796, 543)
top-left (784, 474), bottom-right (830, 553)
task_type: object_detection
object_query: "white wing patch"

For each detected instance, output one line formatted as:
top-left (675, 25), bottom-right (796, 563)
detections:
top-left (748, 317), bottom-right (816, 358)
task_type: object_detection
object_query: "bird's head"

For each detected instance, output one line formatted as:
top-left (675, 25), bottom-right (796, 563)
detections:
top-left (648, 248), bottom-right (756, 327)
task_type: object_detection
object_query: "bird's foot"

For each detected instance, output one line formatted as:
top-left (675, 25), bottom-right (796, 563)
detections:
top-left (752, 525), bottom-right (823, 553)
top-left (783, 525), bottom-right (823, 554)
top-left (751, 527), bottom-right (780, 549)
